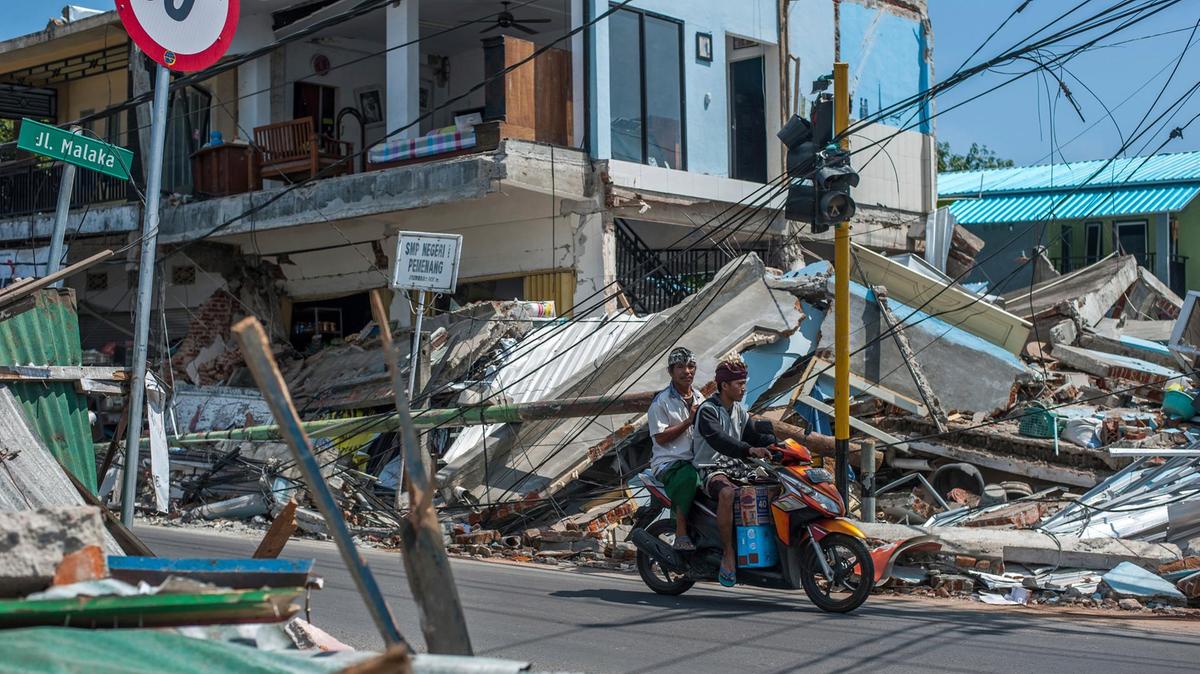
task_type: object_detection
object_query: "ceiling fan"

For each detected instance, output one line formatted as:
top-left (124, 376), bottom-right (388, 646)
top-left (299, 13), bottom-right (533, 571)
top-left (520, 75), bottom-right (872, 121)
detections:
top-left (478, 1), bottom-right (551, 35)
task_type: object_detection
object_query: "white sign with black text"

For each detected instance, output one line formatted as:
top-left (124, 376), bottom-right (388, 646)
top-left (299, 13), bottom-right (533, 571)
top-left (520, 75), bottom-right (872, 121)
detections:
top-left (392, 232), bottom-right (463, 293)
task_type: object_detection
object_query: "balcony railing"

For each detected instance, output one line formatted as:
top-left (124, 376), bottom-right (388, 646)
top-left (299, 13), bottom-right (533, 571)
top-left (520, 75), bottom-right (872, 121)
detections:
top-left (0, 155), bottom-right (135, 218)
top-left (615, 218), bottom-right (779, 314)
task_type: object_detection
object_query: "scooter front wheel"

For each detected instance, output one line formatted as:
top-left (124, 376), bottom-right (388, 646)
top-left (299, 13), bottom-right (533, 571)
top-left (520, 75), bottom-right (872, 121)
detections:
top-left (800, 532), bottom-right (873, 613)
top-left (636, 519), bottom-right (695, 596)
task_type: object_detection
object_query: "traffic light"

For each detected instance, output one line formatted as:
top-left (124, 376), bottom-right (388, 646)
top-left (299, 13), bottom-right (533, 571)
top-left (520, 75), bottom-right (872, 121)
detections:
top-left (776, 95), bottom-right (858, 234)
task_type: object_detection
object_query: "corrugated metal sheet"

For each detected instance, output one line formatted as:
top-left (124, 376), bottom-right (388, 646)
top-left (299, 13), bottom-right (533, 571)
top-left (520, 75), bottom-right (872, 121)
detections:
top-left (0, 386), bottom-right (121, 552)
top-left (939, 149), bottom-right (1200, 196)
top-left (0, 289), bottom-right (96, 492)
top-left (947, 184), bottom-right (1200, 225)
top-left (443, 316), bottom-right (648, 462)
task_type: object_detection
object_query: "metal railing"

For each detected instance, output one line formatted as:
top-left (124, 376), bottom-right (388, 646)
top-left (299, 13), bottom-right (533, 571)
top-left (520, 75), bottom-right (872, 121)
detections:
top-left (0, 155), bottom-right (134, 218)
top-left (615, 218), bottom-right (776, 314)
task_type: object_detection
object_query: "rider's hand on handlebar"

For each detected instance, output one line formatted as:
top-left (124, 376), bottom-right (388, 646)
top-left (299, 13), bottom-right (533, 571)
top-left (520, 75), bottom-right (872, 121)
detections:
top-left (748, 447), bottom-right (773, 460)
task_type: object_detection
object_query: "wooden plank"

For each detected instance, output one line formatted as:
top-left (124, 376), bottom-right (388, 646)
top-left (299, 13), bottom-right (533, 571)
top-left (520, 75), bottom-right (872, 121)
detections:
top-left (107, 556), bottom-right (313, 589)
top-left (254, 499), bottom-right (298, 559)
top-left (0, 249), bottom-right (115, 309)
top-left (231, 316), bottom-right (411, 652)
top-left (810, 358), bottom-right (927, 416)
top-left (907, 440), bottom-right (1101, 488)
top-left (797, 394), bottom-right (910, 452)
top-left (368, 289), bottom-right (474, 656)
top-left (0, 365), bottom-right (129, 382)
top-left (0, 589), bottom-right (302, 629)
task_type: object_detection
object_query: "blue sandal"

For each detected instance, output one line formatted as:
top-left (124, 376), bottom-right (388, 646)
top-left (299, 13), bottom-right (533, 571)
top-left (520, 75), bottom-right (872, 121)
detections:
top-left (719, 564), bottom-right (737, 587)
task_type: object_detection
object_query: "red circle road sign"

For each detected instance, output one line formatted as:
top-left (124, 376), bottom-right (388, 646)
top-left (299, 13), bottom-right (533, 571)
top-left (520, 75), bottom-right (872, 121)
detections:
top-left (116, 0), bottom-right (240, 73)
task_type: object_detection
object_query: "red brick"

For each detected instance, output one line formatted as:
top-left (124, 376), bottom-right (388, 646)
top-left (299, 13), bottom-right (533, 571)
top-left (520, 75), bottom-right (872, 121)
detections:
top-left (52, 545), bottom-right (106, 586)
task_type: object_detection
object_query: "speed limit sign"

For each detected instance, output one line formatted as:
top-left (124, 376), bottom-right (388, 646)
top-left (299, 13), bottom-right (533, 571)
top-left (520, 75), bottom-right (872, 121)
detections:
top-left (116, 0), bottom-right (240, 72)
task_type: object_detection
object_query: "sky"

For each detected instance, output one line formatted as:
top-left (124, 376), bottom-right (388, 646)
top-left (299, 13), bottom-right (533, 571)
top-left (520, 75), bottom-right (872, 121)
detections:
top-left (4, 1), bottom-right (1199, 168)
top-left (928, 0), bottom-right (1200, 166)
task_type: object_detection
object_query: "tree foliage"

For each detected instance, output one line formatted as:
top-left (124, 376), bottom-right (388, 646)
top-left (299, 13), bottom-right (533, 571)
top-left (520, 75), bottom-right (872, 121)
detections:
top-left (937, 141), bottom-right (1015, 173)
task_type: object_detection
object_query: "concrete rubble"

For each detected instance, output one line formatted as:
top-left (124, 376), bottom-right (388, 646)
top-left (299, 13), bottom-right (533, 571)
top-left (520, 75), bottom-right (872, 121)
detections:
top-left (4, 237), bottom-right (1199, 626)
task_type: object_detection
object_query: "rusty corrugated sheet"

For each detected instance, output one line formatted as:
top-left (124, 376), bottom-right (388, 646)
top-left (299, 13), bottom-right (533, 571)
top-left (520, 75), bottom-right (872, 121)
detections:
top-left (0, 289), bottom-right (97, 492)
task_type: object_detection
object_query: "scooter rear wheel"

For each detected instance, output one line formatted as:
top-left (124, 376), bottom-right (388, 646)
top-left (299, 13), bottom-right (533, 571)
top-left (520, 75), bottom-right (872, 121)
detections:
top-left (636, 519), bottom-right (694, 596)
top-left (800, 532), bottom-right (873, 613)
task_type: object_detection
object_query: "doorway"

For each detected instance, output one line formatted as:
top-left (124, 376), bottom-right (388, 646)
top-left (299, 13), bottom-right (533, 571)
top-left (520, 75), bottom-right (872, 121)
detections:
top-left (1115, 220), bottom-right (1148, 268)
top-left (294, 82), bottom-right (337, 138)
top-left (729, 56), bottom-right (767, 183)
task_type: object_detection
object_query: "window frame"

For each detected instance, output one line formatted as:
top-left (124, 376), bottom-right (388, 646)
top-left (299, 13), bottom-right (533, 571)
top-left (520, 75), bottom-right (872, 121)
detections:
top-left (1084, 220), bottom-right (1103, 264)
top-left (1114, 219), bottom-right (1149, 265)
top-left (609, 4), bottom-right (687, 171)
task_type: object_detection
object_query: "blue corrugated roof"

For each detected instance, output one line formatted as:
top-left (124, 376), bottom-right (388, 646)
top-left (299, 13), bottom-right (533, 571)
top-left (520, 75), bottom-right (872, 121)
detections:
top-left (939, 150), bottom-right (1200, 196)
top-left (947, 183), bottom-right (1200, 225)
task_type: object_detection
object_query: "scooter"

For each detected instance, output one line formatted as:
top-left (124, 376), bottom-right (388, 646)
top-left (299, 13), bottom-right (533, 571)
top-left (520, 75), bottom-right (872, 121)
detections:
top-left (629, 439), bottom-right (874, 613)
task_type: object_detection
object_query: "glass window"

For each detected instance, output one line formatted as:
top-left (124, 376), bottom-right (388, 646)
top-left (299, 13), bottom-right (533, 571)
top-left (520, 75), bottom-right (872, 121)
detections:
top-left (643, 15), bottom-right (683, 170)
top-left (609, 9), bottom-right (642, 163)
top-left (608, 8), bottom-right (685, 169)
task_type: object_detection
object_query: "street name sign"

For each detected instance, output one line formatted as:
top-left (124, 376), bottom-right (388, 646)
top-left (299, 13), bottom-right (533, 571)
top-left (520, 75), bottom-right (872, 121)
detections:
top-left (392, 232), bottom-right (463, 294)
top-left (116, 0), bottom-right (240, 72)
top-left (17, 119), bottom-right (134, 180)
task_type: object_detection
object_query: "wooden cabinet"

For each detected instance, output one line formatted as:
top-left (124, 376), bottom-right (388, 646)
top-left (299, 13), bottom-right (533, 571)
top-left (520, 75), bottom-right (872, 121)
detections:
top-left (191, 143), bottom-right (258, 198)
top-left (482, 36), bottom-right (572, 146)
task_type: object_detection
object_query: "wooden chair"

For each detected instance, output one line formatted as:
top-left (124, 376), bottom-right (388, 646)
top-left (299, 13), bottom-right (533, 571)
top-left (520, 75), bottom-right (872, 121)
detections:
top-left (252, 117), bottom-right (353, 184)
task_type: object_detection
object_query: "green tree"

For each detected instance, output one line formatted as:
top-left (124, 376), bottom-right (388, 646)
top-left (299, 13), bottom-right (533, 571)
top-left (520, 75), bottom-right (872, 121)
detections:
top-left (937, 141), bottom-right (1015, 172)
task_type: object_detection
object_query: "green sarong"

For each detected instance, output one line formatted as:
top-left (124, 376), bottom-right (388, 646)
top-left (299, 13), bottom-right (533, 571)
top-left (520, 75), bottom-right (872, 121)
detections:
top-left (659, 460), bottom-right (699, 516)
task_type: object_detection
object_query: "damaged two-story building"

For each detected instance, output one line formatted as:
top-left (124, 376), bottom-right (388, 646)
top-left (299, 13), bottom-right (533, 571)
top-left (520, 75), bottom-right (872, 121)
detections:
top-left (0, 0), bottom-right (936, 357)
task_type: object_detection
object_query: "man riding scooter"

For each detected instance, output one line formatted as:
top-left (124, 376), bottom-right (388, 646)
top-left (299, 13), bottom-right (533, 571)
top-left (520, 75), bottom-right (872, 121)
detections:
top-left (647, 347), bottom-right (703, 551)
top-left (692, 357), bottom-right (779, 587)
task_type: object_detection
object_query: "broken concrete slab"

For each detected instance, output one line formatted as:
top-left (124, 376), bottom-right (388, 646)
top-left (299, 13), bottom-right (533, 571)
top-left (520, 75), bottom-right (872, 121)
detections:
top-left (857, 522), bottom-right (1183, 570)
top-left (1050, 343), bottom-right (1185, 386)
top-left (1004, 254), bottom-right (1138, 328)
top-left (1078, 329), bottom-right (1179, 370)
top-left (1120, 267), bottom-right (1184, 322)
top-left (441, 253), bottom-right (817, 505)
top-left (1119, 319), bottom-right (1175, 343)
top-left (849, 243), bottom-right (1031, 354)
top-left (1101, 561), bottom-right (1187, 606)
top-left (813, 267), bottom-right (1031, 413)
top-left (0, 506), bottom-right (107, 598)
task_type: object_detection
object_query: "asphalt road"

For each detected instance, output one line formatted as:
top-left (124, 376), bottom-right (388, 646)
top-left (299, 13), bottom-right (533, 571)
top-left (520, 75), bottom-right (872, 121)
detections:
top-left (136, 524), bottom-right (1200, 674)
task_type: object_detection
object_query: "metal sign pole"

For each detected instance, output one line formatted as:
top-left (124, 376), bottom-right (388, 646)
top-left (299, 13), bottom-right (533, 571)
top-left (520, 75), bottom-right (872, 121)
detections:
top-left (46, 126), bottom-right (82, 287)
top-left (121, 63), bottom-right (171, 526)
top-left (407, 289), bottom-right (426, 398)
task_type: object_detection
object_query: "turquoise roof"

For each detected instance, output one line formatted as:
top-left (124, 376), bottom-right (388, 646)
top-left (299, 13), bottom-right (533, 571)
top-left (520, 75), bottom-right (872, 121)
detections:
top-left (939, 150), bottom-right (1200, 196)
top-left (939, 150), bottom-right (1200, 225)
top-left (948, 184), bottom-right (1200, 225)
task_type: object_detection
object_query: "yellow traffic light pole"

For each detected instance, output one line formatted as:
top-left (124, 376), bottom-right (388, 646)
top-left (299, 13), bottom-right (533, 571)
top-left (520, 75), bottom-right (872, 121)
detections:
top-left (833, 62), bottom-right (852, 502)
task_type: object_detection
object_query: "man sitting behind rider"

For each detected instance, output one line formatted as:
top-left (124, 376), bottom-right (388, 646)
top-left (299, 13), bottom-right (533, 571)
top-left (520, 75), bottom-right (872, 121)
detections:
top-left (647, 347), bottom-right (703, 551)
top-left (692, 357), bottom-right (778, 587)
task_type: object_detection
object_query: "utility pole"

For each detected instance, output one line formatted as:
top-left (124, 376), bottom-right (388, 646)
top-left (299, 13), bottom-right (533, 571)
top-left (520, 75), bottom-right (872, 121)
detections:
top-left (46, 126), bottom-right (82, 286)
top-left (833, 62), bottom-right (852, 504)
top-left (121, 64), bottom-right (170, 527)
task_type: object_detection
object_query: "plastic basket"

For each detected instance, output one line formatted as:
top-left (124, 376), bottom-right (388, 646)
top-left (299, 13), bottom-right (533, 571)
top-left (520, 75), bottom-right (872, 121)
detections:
top-left (1018, 402), bottom-right (1060, 439)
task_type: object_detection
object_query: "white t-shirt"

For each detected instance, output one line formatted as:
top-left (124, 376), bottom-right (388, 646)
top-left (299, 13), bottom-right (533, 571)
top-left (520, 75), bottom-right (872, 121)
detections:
top-left (648, 383), bottom-right (701, 474)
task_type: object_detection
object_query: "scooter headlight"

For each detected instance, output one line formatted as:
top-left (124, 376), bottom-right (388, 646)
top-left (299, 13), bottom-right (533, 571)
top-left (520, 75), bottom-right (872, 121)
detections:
top-left (779, 471), bottom-right (841, 514)
top-left (805, 468), bottom-right (834, 484)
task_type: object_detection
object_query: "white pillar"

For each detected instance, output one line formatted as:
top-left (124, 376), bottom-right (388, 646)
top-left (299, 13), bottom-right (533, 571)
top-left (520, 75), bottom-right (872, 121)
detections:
top-left (237, 56), bottom-right (272, 136)
top-left (571, 0), bottom-right (586, 148)
top-left (1155, 211), bottom-right (1171, 287)
top-left (386, 0), bottom-right (421, 139)
top-left (589, 0), bottom-right (611, 159)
